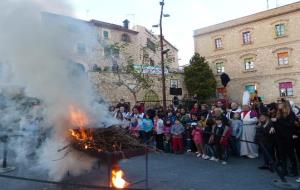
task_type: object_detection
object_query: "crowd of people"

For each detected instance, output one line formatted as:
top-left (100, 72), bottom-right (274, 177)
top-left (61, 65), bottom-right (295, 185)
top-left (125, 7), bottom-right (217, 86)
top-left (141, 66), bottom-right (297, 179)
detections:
top-left (110, 98), bottom-right (300, 182)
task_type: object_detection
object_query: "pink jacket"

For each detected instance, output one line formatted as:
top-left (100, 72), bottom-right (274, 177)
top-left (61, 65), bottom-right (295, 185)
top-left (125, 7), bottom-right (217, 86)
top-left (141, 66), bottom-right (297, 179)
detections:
top-left (192, 129), bottom-right (202, 142)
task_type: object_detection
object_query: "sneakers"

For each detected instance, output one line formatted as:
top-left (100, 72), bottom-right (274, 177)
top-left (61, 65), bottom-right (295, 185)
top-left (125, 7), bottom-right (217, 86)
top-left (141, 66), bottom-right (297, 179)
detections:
top-left (221, 161), bottom-right (227, 165)
top-left (186, 149), bottom-right (192, 153)
top-left (209, 157), bottom-right (218, 162)
top-left (203, 155), bottom-right (210, 160)
top-left (296, 178), bottom-right (300, 183)
top-left (247, 154), bottom-right (258, 159)
top-left (197, 153), bottom-right (202, 157)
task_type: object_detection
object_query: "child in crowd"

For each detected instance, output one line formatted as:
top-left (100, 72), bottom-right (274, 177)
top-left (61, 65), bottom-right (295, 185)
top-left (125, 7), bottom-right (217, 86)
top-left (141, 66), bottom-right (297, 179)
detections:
top-left (129, 117), bottom-right (140, 138)
top-left (209, 117), bottom-right (230, 164)
top-left (154, 115), bottom-right (165, 150)
top-left (192, 122), bottom-right (204, 157)
top-left (140, 114), bottom-right (154, 144)
top-left (166, 110), bottom-right (176, 125)
top-left (186, 114), bottom-right (198, 152)
top-left (171, 119), bottom-right (185, 154)
top-left (203, 119), bottom-right (215, 160)
top-left (199, 115), bottom-right (207, 129)
top-left (163, 119), bottom-right (172, 153)
top-left (230, 112), bottom-right (243, 156)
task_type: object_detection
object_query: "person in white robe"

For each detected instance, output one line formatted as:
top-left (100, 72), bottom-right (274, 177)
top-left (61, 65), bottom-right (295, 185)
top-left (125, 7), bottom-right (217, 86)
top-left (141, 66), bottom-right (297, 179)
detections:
top-left (240, 104), bottom-right (258, 158)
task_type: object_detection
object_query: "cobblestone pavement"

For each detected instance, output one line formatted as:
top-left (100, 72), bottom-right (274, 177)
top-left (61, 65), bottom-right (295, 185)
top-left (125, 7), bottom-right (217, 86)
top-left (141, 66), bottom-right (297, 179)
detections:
top-left (0, 152), bottom-right (299, 190)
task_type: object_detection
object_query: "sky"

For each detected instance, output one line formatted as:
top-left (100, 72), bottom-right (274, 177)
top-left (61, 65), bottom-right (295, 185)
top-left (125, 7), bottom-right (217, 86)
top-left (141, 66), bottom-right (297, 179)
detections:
top-left (52, 0), bottom-right (300, 66)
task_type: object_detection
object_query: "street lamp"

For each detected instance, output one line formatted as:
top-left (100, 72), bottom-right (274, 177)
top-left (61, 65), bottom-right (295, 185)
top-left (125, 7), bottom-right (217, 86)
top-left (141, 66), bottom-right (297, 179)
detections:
top-left (153, 0), bottom-right (169, 111)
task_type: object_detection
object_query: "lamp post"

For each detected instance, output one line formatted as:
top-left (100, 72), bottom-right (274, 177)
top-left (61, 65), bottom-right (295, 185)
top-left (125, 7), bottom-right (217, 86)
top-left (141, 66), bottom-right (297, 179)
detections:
top-left (153, 0), bottom-right (169, 111)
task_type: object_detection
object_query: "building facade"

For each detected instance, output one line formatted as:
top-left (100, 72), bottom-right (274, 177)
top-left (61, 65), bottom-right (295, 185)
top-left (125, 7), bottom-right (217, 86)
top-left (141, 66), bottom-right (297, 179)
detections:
top-left (43, 13), bottom-right (186, 108)
top-left (194, 2), bottom-right (300, 104)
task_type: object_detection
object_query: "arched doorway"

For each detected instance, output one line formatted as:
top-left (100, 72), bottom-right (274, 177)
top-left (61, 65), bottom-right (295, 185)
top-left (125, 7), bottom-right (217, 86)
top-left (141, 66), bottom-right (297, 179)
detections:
top-left (143, 90), bottom-right (160, 109)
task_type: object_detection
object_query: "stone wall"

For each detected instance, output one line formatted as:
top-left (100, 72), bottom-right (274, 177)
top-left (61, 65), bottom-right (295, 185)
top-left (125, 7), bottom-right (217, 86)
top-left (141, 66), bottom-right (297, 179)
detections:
top-left (88, 71), bottom-right (187, 108)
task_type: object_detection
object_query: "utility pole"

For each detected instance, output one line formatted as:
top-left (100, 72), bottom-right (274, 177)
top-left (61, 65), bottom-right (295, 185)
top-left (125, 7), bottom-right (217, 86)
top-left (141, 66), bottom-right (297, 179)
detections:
top-left (159, 0), bottom-right (167, 111)
top-left (267, 0), bottom-right (269, 9)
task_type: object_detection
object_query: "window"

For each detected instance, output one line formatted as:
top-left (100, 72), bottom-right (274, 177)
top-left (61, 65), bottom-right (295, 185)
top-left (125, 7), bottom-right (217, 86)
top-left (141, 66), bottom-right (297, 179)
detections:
top-left (217, 87), bottom-right (226, 99)
top-left (244, 58), bottom-right (254, 70)
top-left (215, 38), bottom-right (223, 49)
top-left (170, 79), bottom-right (179, 88)
top-left (77, 43), bottom-right (86, 54)
top-left (242, 31), bottom-right (251, 44)
top-left (216, 62), bottom-right (224, 74)
top-left (275, 24), bottom-right (285, 37)
top-left (103, 31), bottom-right (109, 39)
top-left (147, 38), bottom-right (156, 52)
top-left (150, 58), bottom-right (155, 66)
top-left (104, 47), bottom-right (111, 57)
top-left (121, 33), bottom-right (130, 42)
top-left (104, 47), bottom-right (119, 58)
top-left (277, 52), bottom-right (289, 65)
top-left (112, 48), bottom-right (119, 58)
top-left (279, 82), bottom-right (293, 97)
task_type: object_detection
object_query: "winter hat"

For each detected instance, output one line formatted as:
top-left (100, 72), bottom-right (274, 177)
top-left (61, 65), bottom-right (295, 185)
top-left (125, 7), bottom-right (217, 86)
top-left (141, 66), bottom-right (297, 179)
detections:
top-left (191, 122), bottom-right (197, 126)
top-left (260, 111), bottom-right (270, 118)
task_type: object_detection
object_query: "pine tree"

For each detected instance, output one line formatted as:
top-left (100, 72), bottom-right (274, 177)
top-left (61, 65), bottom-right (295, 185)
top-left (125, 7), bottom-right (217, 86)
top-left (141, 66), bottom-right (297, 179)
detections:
top-left (184, 53), bottom-right (216, 100)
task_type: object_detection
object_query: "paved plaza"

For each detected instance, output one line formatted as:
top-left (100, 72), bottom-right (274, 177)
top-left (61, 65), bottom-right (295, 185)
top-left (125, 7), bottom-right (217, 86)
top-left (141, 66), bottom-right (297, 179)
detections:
top-left (0, 152), bottom-right (298, 190)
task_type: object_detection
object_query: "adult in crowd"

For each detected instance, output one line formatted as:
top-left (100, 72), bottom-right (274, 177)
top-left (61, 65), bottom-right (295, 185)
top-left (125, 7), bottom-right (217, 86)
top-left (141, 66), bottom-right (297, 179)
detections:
top-left (216, 100), bottom-right (226, 113)
top-left (226, 102), bottom-right (241, 120)
top-left (119, 106), bottom-right (128, 119)
top-left (212, 107), bottom-right (229, 126)
top-left (255, 111), bottom-right (275, 171)
top-left (240, 104), bottom-right (258, 158)
top-left (116, 98), bottom-right (129, 112)
top-left (199, 104), bottom-right (209, 118)
top-left (154, 114), bottom-right (165, 150)
top-left (190, 103), bottom-right (200, 117)
top-left (129, 106), bottom-right (144, 120)
top-left (274, 101), bottom-right (298, 177)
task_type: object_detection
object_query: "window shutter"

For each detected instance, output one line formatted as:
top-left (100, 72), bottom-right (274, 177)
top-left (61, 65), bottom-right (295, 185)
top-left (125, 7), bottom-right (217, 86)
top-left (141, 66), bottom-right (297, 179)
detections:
top-left (277, 52), bottom-right (288, 58)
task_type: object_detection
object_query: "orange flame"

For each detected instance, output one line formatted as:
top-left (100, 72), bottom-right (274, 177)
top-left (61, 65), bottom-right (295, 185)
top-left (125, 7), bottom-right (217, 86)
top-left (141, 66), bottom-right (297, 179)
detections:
top-left (68, 106), bottom-right (93, 147)
top-left (69, 106), bottom-right (88, 128)
top-left (112, 167), bottom-right (129, 189)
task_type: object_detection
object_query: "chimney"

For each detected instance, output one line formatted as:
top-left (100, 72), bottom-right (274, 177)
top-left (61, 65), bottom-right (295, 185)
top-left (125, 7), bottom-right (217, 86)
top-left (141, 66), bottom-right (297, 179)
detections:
top-left (123, 19), bottom-right (129, 29)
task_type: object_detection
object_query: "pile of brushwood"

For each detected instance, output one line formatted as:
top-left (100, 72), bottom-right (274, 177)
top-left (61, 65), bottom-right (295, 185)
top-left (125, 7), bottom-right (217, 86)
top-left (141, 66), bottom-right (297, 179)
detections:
top-left (71, 125), bottom-right (145, 158)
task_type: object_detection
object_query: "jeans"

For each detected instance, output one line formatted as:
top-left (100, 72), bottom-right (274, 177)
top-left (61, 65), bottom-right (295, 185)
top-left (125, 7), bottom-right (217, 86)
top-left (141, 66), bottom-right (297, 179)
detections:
top-left (230, 136), bottom-right (240, 156)
top-left (186, 138), bottom-right (192, 150)
top-left (140, 131), bottom-right (152, 144)
top-left (214, 144), bottom-right (229, 161)
top-left (156, 134), bottom-right (164, 150)
top-left (205, 144), bottom-right (214, 157)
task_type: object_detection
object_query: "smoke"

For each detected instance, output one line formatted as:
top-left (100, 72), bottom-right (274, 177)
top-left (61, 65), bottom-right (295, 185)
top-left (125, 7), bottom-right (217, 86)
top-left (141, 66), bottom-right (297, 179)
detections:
top-left (0, 0), bottom-right (116, 180)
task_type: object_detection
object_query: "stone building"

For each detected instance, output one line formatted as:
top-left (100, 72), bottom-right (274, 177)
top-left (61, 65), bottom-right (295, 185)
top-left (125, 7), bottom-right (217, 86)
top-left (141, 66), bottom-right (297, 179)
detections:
top-left (43, 12), bottom-right (186, 108)
top-left (88, 23), bottom-right (185, 108)
top-left (194, 2), bottom-right (300, 104)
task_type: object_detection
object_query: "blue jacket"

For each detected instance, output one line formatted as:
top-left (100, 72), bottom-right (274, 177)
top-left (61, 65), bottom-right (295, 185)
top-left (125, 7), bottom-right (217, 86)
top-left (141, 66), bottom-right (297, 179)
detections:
top-left (230, 119), bottom-right (243, 138)
top-left (141, 118), bottom-right (154, 132)
top-left (171, 124), bottom-right (185, 136)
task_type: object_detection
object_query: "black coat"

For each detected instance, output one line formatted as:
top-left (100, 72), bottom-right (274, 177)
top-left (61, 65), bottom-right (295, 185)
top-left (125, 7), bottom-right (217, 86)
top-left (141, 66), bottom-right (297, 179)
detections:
top-left (275, 112), bottom-right (296, 141)
top-left (255, 121), bottom-right (275, 145)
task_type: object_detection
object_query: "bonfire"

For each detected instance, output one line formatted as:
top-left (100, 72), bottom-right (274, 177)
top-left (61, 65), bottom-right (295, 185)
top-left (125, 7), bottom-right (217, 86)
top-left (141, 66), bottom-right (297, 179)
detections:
top-left (67, 106), bottom-right (145, 159)
top-left (65, 106), bottom-right (146, 189)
